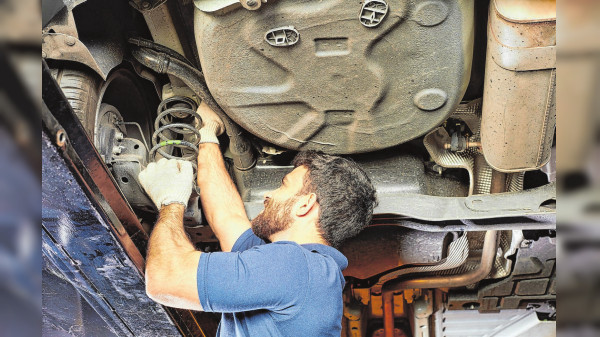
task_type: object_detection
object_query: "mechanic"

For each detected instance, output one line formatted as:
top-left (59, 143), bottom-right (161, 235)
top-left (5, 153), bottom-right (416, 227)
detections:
top-left (138, 102), bottom-right (377, 336)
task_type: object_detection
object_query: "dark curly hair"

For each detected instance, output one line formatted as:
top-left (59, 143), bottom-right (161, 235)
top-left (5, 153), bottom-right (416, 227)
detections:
top-left (292, 151), bottom-right (377, 248)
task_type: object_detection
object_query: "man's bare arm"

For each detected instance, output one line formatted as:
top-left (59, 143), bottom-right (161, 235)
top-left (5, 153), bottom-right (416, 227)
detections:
top-left (197, 143), bottom-right (251, 252)
top-left (145, 204), bottom-right (203, 310)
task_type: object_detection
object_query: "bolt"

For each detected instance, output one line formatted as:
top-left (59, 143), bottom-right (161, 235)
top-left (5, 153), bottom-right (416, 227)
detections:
top-left (520, 239), bottom-right (532, 248)
top-left (112, 146), bottom-right (123, 155)
top-left (42, 51), bottom-right (47, 58)
top-left (115, 131), bottom-right (124, 141)
top-left (65, 35), bottom-right (76, 46)
top-left (444, 140), bottom-right (481, 151)
top-left (141, 1), bottom-right (151, 9)
top-left (246, 0), bottom-right (258, 6)
top-left (467, 141), bottom-right (482, 149)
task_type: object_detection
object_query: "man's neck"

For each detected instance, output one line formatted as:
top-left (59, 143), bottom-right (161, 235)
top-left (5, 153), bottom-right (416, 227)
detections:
top-left (269, 226), bottom-right (328, 246)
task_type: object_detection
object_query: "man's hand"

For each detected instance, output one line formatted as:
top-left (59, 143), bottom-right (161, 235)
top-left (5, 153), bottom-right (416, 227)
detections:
top-left (198, 101), bottom-right (225, 144)
top-left (140, 161), bottom-right (202, 310)
top-left (139, 158), bottom-right (194, 210)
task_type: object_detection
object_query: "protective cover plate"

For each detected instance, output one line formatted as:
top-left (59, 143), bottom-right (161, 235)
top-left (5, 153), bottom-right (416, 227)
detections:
top-left (195, 0), bottom-right (473, 154)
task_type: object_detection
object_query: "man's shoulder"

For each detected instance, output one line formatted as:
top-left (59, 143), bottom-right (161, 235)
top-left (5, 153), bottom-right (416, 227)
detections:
top-left (300, 243), bottom-right (349, 271)
top-left (234, 236), bottom-right (347, 274)
top-left (231, 228), bottom-right (265, 252)
top-left (249, 240), bottom-right (308, 256)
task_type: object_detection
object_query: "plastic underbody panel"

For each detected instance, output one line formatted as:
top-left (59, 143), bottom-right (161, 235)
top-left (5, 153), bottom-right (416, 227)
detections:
top-left (194, 0), bottom-right (473, 153)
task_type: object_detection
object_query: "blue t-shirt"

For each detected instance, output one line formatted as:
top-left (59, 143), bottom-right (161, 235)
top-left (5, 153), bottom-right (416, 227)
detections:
top-left (196, 229), bottom-right (348, 337)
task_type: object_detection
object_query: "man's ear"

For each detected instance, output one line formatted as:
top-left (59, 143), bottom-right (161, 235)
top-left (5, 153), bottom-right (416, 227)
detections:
top-left (295, 193), bottom-right (318, 217)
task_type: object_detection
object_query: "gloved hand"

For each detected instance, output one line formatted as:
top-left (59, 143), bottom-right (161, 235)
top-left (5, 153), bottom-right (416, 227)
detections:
top-left (138, 158), bottom-right (193, 210)
top-left (197, 101), bottom-right (225, 144)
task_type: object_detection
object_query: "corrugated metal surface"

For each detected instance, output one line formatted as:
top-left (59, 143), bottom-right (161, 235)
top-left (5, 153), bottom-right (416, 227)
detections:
top-left (436, 309), bottom-right (555, 337)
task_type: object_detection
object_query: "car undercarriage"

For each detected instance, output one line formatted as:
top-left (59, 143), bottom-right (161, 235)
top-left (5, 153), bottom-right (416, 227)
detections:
top-left (42, 0), bottom-right (556, 336)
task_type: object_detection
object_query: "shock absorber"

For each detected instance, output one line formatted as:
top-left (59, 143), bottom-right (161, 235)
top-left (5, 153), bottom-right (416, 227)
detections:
top-left (150, 96), bottom-right (202, 194)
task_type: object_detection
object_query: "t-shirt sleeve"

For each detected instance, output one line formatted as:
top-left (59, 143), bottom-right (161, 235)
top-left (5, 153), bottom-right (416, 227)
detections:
top-left (231, 228), bottom-right (266, 252)
top-left (197, 243), bottom-right (308, 314)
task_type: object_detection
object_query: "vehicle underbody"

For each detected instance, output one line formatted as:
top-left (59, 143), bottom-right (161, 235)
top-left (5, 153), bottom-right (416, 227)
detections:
top-left (42, 0), bottom-right (556, 336)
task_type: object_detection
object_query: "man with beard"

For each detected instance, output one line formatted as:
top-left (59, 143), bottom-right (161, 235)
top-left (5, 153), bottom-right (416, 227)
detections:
top-left (139, 102), bottom-right (377, 336)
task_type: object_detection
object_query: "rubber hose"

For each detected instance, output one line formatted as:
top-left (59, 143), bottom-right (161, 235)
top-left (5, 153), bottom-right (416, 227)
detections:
top-left (128, 37), bottom-right (193, 67)
top-left (132, 47), bottom-right (256, 170)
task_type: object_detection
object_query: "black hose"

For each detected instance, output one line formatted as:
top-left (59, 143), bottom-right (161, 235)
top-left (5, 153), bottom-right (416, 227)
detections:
top-left (128, 37), bottom-right (193, 67)
top-left (131, 47), bottom-right (256, 170)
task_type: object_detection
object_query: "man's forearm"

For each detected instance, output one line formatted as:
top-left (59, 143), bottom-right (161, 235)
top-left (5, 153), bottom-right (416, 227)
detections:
top-left (149, 204), bottom-right (196, 253)
top-left (146, 204), bottom-right (196, 276)
top-left (197, 143), bottom-right (250, 251)
top-left (145, 204), bottom-right (202, 310)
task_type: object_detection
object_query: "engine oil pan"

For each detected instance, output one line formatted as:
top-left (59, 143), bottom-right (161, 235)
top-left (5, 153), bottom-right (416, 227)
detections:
top-left (194, 0), bottom-right (474, 154)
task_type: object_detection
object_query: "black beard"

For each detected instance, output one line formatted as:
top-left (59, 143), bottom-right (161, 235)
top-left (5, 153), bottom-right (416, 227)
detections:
top-left (251, 197), bottom-right (296, 241)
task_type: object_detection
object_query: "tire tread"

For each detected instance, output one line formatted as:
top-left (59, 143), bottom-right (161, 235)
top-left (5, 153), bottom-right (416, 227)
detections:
top-left (51, 68), bottom-right (101, 140)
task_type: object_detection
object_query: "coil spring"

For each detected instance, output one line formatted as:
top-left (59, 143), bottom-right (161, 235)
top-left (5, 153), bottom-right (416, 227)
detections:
top-left (150, 96), bottom-right (202, 191)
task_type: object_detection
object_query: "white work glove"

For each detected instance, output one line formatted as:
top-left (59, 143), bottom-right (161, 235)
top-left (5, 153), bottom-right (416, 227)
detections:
top-left (197, 101), bottom-right (225, 144)
top-left (138, 158), bottom-right (194, 210)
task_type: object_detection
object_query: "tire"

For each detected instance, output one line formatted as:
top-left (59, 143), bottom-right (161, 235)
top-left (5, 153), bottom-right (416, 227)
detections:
top-left (51, 68), bottom-right (102, 141)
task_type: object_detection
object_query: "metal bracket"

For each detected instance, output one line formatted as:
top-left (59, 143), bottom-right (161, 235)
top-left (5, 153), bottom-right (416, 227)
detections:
top-left (413, 292), bottom-right (434, 337)
top-left (377, 182), bottom-right (556, 221)
top-left (42, 33), bottom-right (109, 79)
top-left (43, 8), bottom-right (78, 38)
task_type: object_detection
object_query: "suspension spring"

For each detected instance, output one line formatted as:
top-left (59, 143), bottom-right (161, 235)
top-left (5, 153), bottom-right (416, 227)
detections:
top-left (150, 96), bottom-right (202, 161)
top-left (150, 96), bottom-right (203, 197)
